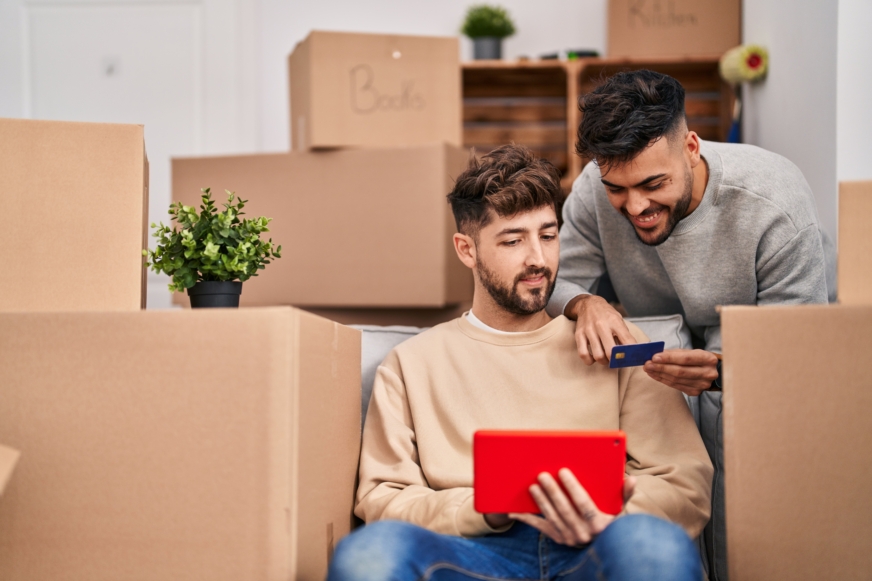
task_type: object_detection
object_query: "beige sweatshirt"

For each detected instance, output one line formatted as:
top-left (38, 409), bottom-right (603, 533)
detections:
top-left (355, 315), bottom-right (713, 538)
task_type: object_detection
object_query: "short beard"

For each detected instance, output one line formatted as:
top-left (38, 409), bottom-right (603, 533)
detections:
top-left (476, 260), bottom-right (557, 316)
top-left (626, 166), bottom-right (693, 247)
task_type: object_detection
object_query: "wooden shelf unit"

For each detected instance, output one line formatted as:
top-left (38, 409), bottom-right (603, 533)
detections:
top-left (462, 57), bottom-right (734, 190)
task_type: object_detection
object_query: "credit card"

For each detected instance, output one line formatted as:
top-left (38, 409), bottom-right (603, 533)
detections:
top-left (609, 341), bottom-right (665, 368)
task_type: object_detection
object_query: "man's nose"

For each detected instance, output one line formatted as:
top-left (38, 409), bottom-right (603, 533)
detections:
top-left (526, 239), bottom-right (546, 266)
top-left (624, 190), bottom-right (650, 216)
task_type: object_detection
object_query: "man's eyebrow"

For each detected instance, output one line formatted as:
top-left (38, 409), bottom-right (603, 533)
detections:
top-left (601, 173), bottom-right (668, 189)
top-left (495, 221), bottom-right (559, 237)
top-left (496, 226), bottom-right (528, 236)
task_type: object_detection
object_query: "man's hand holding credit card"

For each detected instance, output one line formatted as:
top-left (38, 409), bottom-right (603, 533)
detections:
top-left (609, 341), bottom-right (665, 368)
top-left (609, 341), bottom-right (719, 395)
top-left (567, 296), bottom-right (721, 396)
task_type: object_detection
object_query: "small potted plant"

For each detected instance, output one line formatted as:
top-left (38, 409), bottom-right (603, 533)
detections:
top-left (461, 4), bottom-right (516, 60)
top-left (143, 188), bottom-right (281, 308)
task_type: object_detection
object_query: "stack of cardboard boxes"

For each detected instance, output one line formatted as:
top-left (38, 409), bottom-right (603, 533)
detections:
top-left (720, 181), bottom-right (872, 580)
top-left (173, 31), bottom-right (474, 326)
top-left (0, 119), bottom-right (363, 579)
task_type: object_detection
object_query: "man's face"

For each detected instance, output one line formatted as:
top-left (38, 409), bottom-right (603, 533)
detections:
top-left (599, 133), bottom-right (695, 246)
top-left (473, 205), bottom-right (560, 316)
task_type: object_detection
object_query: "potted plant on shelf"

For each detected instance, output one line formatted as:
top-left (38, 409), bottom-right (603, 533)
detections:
top-left (143, 188), bottom-right (281, 308)
top-left (461, 4), bottom-right (516, 60)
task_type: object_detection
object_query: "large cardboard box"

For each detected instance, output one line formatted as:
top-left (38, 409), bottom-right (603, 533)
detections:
top-left (608, 0), bottom-right (741, 58)
top-left (290, 30), bottom-right (462, 150)
top-left (838, 180), bottom-right (872, 304)
top-left (172, 144), bottom-right (472, 308)
top-left (0, 118), bottom-right (148, 311)
top-left (721, 305), bottom-right (872, 580)
top-left (0, 308), bottom-right (361, 581)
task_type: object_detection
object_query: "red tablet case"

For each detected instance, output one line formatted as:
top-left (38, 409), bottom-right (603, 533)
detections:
top-left (473, 430), bottom-right (626, 515)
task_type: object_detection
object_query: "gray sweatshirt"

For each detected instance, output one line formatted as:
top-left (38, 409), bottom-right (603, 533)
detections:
top-left (547, 140), bottom-right (836, 353)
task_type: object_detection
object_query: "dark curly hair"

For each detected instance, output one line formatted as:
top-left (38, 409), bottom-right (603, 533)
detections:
top-left (576, 70), bottom-right (686, 167)
top-left (447, 144), bottom-right (560, 238)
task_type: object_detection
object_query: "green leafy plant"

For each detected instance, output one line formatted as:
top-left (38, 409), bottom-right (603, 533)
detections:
top-left (460, 4), bottom-right (516, 39)
top-left (143, 188), bottom-right (282, 292)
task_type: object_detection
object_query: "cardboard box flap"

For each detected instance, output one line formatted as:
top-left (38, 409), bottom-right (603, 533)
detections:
top-left (294, 310), bottom-right (362, 576)
top-left (0, 445), bottom-right (20, 496)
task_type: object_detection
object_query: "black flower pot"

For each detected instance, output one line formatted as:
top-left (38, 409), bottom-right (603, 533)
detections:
top-left (472, 37), bottom-right (502, 60)
top-left (187, 281), bottom-right (243, 308)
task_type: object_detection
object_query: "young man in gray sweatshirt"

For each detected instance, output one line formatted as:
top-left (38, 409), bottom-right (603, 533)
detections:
top-left (546, 70), bottom-right (835, 580)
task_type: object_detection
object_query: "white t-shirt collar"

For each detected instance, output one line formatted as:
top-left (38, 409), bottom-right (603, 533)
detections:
top-left (465, 310), bottom-right (524, 335)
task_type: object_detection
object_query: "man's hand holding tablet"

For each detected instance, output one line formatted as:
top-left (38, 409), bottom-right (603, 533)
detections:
top-left (511, 469), bottom-right (636, 546)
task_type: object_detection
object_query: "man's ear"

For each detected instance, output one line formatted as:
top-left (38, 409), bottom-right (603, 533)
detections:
top-left (685, 130), bottom-right (702, 167)
top-left (453, 232), bottom-right (477, 269)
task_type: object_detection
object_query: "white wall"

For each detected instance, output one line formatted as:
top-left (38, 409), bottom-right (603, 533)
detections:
top-left (836, 0), bottom-right (872, 184)
top-left (741, 0), bottom-right (839, 241)
top-left (258, 0), bottom-right (607, 151)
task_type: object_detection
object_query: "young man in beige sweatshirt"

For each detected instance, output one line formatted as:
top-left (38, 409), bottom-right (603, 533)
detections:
top-left (327, 144), bottom-right (713, 581)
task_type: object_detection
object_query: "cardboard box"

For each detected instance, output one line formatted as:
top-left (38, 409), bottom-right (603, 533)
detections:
top-left (172, 143), bottom-right (472, 308)
top-left (721, 305), bottom-right (872, 580)
top-left (290, 30), bottom-right (462, 150)
top-left (0, 308), bottom-right (361, 581)
top-left (838, 180), bottom-right (872, 304)
top-left (0, 445), bottom-right (19, 497)
top-left (0, 118), bottom-right (148, 311)
top-left (608, 0), bottom-right (741, 59)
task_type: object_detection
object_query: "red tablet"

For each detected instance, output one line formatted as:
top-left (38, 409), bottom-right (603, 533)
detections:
top-left (473, 430), bottom-right (626, 515)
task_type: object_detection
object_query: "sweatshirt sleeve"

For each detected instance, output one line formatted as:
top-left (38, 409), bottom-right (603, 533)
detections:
top-left (354, 357), bottom-right (503, 537)
top-left (618, 329), bottom-right (714, 537)
top-left (546, 165), bottom-right (608, 318)
top-left (756, 222), bottom-right (829, 306)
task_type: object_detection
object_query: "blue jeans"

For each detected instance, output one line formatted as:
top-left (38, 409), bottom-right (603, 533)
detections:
top-left (328, 514), bottom-right (702, 581)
